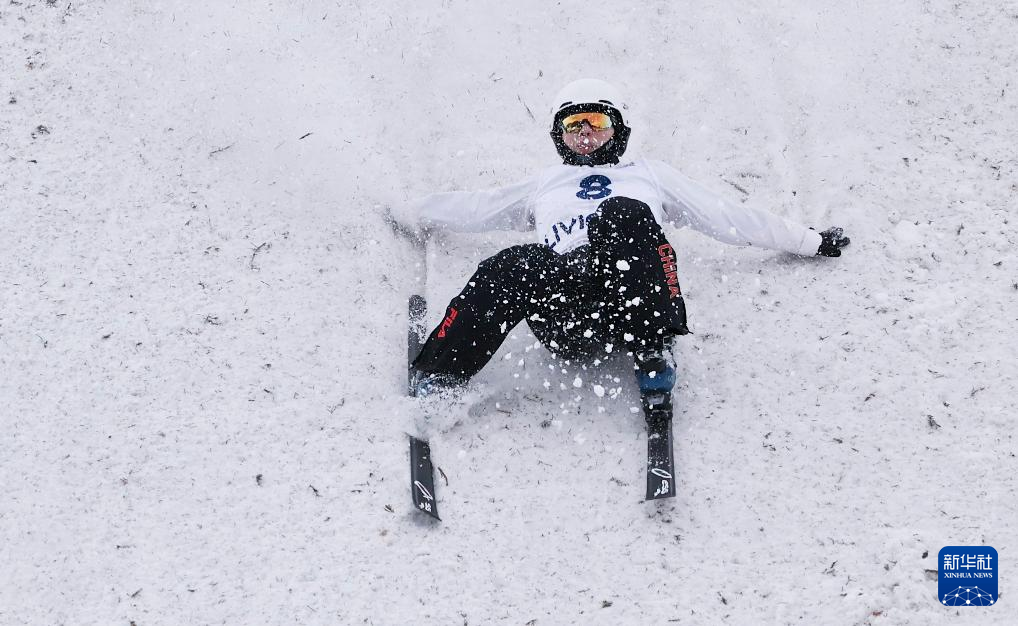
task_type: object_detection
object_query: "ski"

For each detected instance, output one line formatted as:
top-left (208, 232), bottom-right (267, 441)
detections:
top-left (407, 294), bottom-right (427, 377)
top-left (390, 209), bottom-right (442, 521)
top-left (407, 290), bottom-right (440, 519)
top-left (645, 414), bottom-right (675, 500)
top-left (409, 434), bottom-right (440, 519)
top-left (643, 388), bottom-right (676, 500)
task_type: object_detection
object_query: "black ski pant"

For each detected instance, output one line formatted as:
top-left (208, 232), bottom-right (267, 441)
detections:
top-left (412, 196), bottom-right (689, 380)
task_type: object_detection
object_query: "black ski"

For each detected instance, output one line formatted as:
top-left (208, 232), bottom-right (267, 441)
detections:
top-left (643, 391), bottom-right (676, 500)
top-left (407, 295), bottom-right (427, 375)
top-left (407, 291), bottom-right (440, 520)
top-left (389, 207), bottom-right (441, 521)
top-left (409, 435), bottom-right (439, 518)
top-left (646, 415), bottom-right (675, 499)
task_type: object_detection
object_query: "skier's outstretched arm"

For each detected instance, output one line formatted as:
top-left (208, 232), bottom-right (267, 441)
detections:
top-left (649, 160), bottom-right (849, 257)
top-left (411, 177), bottom-right (538, 234)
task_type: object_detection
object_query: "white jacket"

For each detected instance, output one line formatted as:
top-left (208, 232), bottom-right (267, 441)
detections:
top-left (413, 158), bottom-right (822, 257)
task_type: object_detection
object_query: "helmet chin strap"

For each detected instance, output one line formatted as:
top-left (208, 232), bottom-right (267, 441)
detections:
top-left (560, 138), bottom-right (621, 166)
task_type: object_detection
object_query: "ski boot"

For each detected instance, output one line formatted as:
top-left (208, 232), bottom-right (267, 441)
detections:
top-left (634, 346), bottom-right (675, 425)
top-left (408, 367), bottom-right (467, 399)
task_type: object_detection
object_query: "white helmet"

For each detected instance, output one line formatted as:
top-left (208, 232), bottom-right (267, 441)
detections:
top-left (549, 78), bottom-right (631, 165)
top-left (550, 78), bottom-right (629, 120)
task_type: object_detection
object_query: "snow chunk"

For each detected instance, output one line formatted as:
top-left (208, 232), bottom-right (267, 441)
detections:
top-left (593, 385), bottom-right (606, 397)
top-left (623, 333), bottom-right (634, 342)
top-left (605, 343), bottom-right (613, 353)
top-left (616, 260), bottom-right (630, 271)
top-left (573, 376), bottom-right (583, 388)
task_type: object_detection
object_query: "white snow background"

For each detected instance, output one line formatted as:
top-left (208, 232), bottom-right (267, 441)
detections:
top-left (2, 1), bottom-right (1016, 624)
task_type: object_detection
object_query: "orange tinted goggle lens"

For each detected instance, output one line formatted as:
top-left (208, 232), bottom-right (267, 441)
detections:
top-left (561, 111), bottom-right (613, 133)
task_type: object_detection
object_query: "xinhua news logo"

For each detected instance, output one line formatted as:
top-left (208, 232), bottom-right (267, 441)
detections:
top-left (938, 546), bottom-right (998, 607)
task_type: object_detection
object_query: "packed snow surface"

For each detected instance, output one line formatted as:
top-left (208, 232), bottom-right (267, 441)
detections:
top-left (2, 1), bottom-right (1016, 624)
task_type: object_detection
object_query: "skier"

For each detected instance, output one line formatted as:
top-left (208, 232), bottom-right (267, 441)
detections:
top-left (400, 78), bottom-right (849, 422)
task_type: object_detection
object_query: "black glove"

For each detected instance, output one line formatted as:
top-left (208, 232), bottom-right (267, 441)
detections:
top-left (816, 227), bottom-right (850, 257)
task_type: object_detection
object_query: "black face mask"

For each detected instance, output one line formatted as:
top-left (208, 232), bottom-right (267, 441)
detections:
top-left (549, 103), bottom-right (631, 166)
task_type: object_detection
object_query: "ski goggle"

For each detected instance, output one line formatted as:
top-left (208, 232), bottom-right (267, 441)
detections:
top-left (560, 111), bottom-right (613, 133)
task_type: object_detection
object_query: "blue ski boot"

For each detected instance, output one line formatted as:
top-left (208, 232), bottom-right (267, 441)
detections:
top-left (634, 345), bottom-right (675, 425)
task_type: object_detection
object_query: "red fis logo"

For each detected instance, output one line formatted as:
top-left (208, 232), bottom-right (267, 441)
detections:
top-left (657, 244), bottom-right (681, 299)
top-left (436, 307), bottom-right (458, 338)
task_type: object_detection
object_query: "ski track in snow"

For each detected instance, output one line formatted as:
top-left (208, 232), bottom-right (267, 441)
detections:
top-left (1, 1), bottom-right (1015, 624)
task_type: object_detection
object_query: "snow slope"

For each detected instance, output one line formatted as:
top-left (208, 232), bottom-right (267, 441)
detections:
top-left (1, 1), bottom-right (1015, 624)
